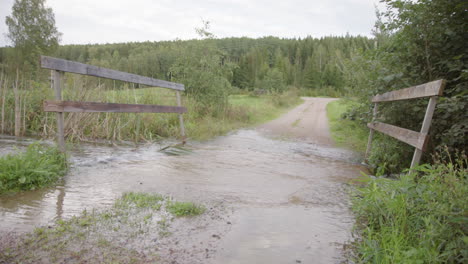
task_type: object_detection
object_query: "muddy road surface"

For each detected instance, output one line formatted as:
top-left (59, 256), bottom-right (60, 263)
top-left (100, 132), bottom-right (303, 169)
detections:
top-left (0, 97), bottom-right (365, 263)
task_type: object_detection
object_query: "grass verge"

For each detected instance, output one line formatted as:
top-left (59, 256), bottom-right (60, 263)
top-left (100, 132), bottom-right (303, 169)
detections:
top-left (0, 143), bottom-right (68, 194)
top-left (351, 158), bottom-right (467, 263)
top-left (326, 99), bottom-right (368, 152)
top-left (0, 192), bottom-right (208, 263)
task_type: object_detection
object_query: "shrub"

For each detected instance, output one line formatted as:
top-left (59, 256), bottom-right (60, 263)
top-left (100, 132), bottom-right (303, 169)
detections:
top-left (0, 143), bottom-right (68, 193)
top-left (352, 157), bottom-right (468, 263)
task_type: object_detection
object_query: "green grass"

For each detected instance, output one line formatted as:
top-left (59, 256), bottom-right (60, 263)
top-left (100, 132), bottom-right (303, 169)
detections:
top-left (351, 158), bottom-right (468, 263)
top-left (115, 192), bottom-right (164, 210)
top-left (0, 143), bottom-right (68, 194)
top-left (0, 83), bottom-right (302, 142)
top-left (166, 201), bottom-right (206, 217)
top-left (326, 99), bottom-right (368, 152)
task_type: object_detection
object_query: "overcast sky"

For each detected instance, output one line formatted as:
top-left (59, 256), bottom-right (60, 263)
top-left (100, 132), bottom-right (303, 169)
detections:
top-left (0, 0), bottom-right (384, 46)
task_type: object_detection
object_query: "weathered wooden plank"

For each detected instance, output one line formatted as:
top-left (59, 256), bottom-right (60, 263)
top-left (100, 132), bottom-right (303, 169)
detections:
top-left (44, 100), bottom-right (187, 114)
top-left (367, 122), bottom-right (428, 150)
top-left (176, 91), bottom-right (186, 143)
top-left (365, 103), bottom-right (378, 161)
top-left (41, 56), bottom-right (185, 91)
top-left (53, 71), bottom-right (66, 152)
top-left (371, 80), bottom-right (445, 102)
top-left (410, 96), bottom-right (438, 168)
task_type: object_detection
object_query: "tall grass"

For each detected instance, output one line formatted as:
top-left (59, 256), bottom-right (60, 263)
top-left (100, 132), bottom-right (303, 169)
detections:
top-left (0, 143), bottom-right (68, 194)
top-left (0, 72), bottom-right (302, 142)
top-left (351, 157), bottom-right (467, 263)
top-left (326, 99), bottom-right (369, 152)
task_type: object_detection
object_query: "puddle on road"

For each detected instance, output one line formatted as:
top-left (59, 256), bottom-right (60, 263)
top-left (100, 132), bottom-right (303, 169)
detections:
top-left (0, 130), bottom-right (366, 263)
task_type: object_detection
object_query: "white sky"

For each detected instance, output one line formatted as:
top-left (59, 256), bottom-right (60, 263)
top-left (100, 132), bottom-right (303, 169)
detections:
top-left (0, 0), bottom-right (385, 46)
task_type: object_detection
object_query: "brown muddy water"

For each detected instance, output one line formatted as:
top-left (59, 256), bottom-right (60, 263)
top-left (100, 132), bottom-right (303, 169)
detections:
top-left (0, 129), bottom-right (365, 263)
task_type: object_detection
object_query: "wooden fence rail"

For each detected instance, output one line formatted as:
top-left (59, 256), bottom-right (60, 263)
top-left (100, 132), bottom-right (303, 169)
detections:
top-left (365, 79), bottom-right (446, 169)
top-left (40, 56), bottom-right (187, 152)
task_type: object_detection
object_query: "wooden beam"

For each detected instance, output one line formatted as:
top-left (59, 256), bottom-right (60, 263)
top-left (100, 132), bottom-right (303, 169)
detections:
top-left (175, 91), bottom-right (186, 143)
top-left (371, 80), bottom-right (445, 103)
top-left (367, 122), bottom-right (428, 150)
top-left (365, 103), bottom-right (378, 161)
top-left (44, 100), bottom-right (187, 114)
top-left (40, 56), bottom-right (185, 91)
top-left (53, 71), bottom-right (66, 152)
top-left (410, 96), bottom-right (438, 168)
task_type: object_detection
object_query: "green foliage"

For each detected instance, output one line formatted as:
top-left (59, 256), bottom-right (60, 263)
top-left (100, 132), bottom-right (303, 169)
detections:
top-left (0, 143), bottom-right (68, 194)
top-left (352, 158), bottom-right (468, 263)
top-left (326, 99), bottom-right (369, 152)
top-left (5, 0), bottom-right (61, 68)
top-left (256, 68), bottom-right (286, 93)
top-left (116, 192), bottom-right (164, 210)
top-left (166, 201), bottom-right (205, 217)
top-left (170, 23), bottom-right (234, 115)
top-left (344, 0), bottom-right (467, 173)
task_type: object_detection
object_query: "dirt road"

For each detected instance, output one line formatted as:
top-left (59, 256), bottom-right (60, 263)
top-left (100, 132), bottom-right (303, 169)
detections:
top-left (259, 97), bottom-right (338, 144)
top-left (0, 97), bottom-right (364, 264)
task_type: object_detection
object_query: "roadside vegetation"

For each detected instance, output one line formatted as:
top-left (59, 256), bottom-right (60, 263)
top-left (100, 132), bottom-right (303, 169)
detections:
top-left (351, 156), bottom-right (467, 263)
top-left (319, 2), bottom-right (468, 262)
top-left (326, 99), bottom-right (368, 153)
top-left (0, 143), bottom-right (67, 194)
top-left (341, 0), bottom-right (466, 173)
top-left (0, 192), bottom-right (208, 263)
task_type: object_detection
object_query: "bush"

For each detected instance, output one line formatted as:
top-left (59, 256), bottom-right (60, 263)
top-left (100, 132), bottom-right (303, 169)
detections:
top-left (352, 157), bottom-right (468, 263)
top-left (0, 143), bottom-right (68, 193)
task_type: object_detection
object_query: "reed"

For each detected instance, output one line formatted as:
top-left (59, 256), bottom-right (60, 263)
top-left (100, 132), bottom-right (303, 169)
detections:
top-left (0, 72), bottom-right (301, 142)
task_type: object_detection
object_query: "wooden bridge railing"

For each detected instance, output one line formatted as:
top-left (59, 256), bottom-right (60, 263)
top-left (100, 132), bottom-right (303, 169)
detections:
top-left (40, 56), bottom-right (187, 152)
top-left (365, 79), bottom-right (446, 169)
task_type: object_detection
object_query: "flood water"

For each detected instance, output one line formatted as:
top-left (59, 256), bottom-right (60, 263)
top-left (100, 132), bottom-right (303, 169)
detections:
top-left (0, 129), bottom-right (366, 263)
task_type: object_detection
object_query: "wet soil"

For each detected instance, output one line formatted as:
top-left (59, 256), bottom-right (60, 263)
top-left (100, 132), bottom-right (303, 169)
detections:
top-left (0, 97), bottom-right (365, 263)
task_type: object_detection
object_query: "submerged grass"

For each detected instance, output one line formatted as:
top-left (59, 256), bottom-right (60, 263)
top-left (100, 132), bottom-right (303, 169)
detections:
top-left (0, 143), bottom-right (68, 194)
top-left (351, 158), bottom-right (468, 263)
top-left (0, 192), bottom-right (208, 263)
top-left (326, 99), bottom-right (368, 152)
top-left (115, 192), bottom-right (164, 210)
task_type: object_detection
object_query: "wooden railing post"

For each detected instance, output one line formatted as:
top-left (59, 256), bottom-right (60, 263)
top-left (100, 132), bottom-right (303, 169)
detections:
top-left (176, 91), bottom-right (186, 143)
top-left (365, 103), bottom-right (378, 162)
top-left (410, 96), bottom-right (438, 168)
top-left (53, 70), bottom-right (65, 152)
top-left (364, 79), bottom-right (445, 171)
top-left (42, 56), bottom-right (187, 145)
